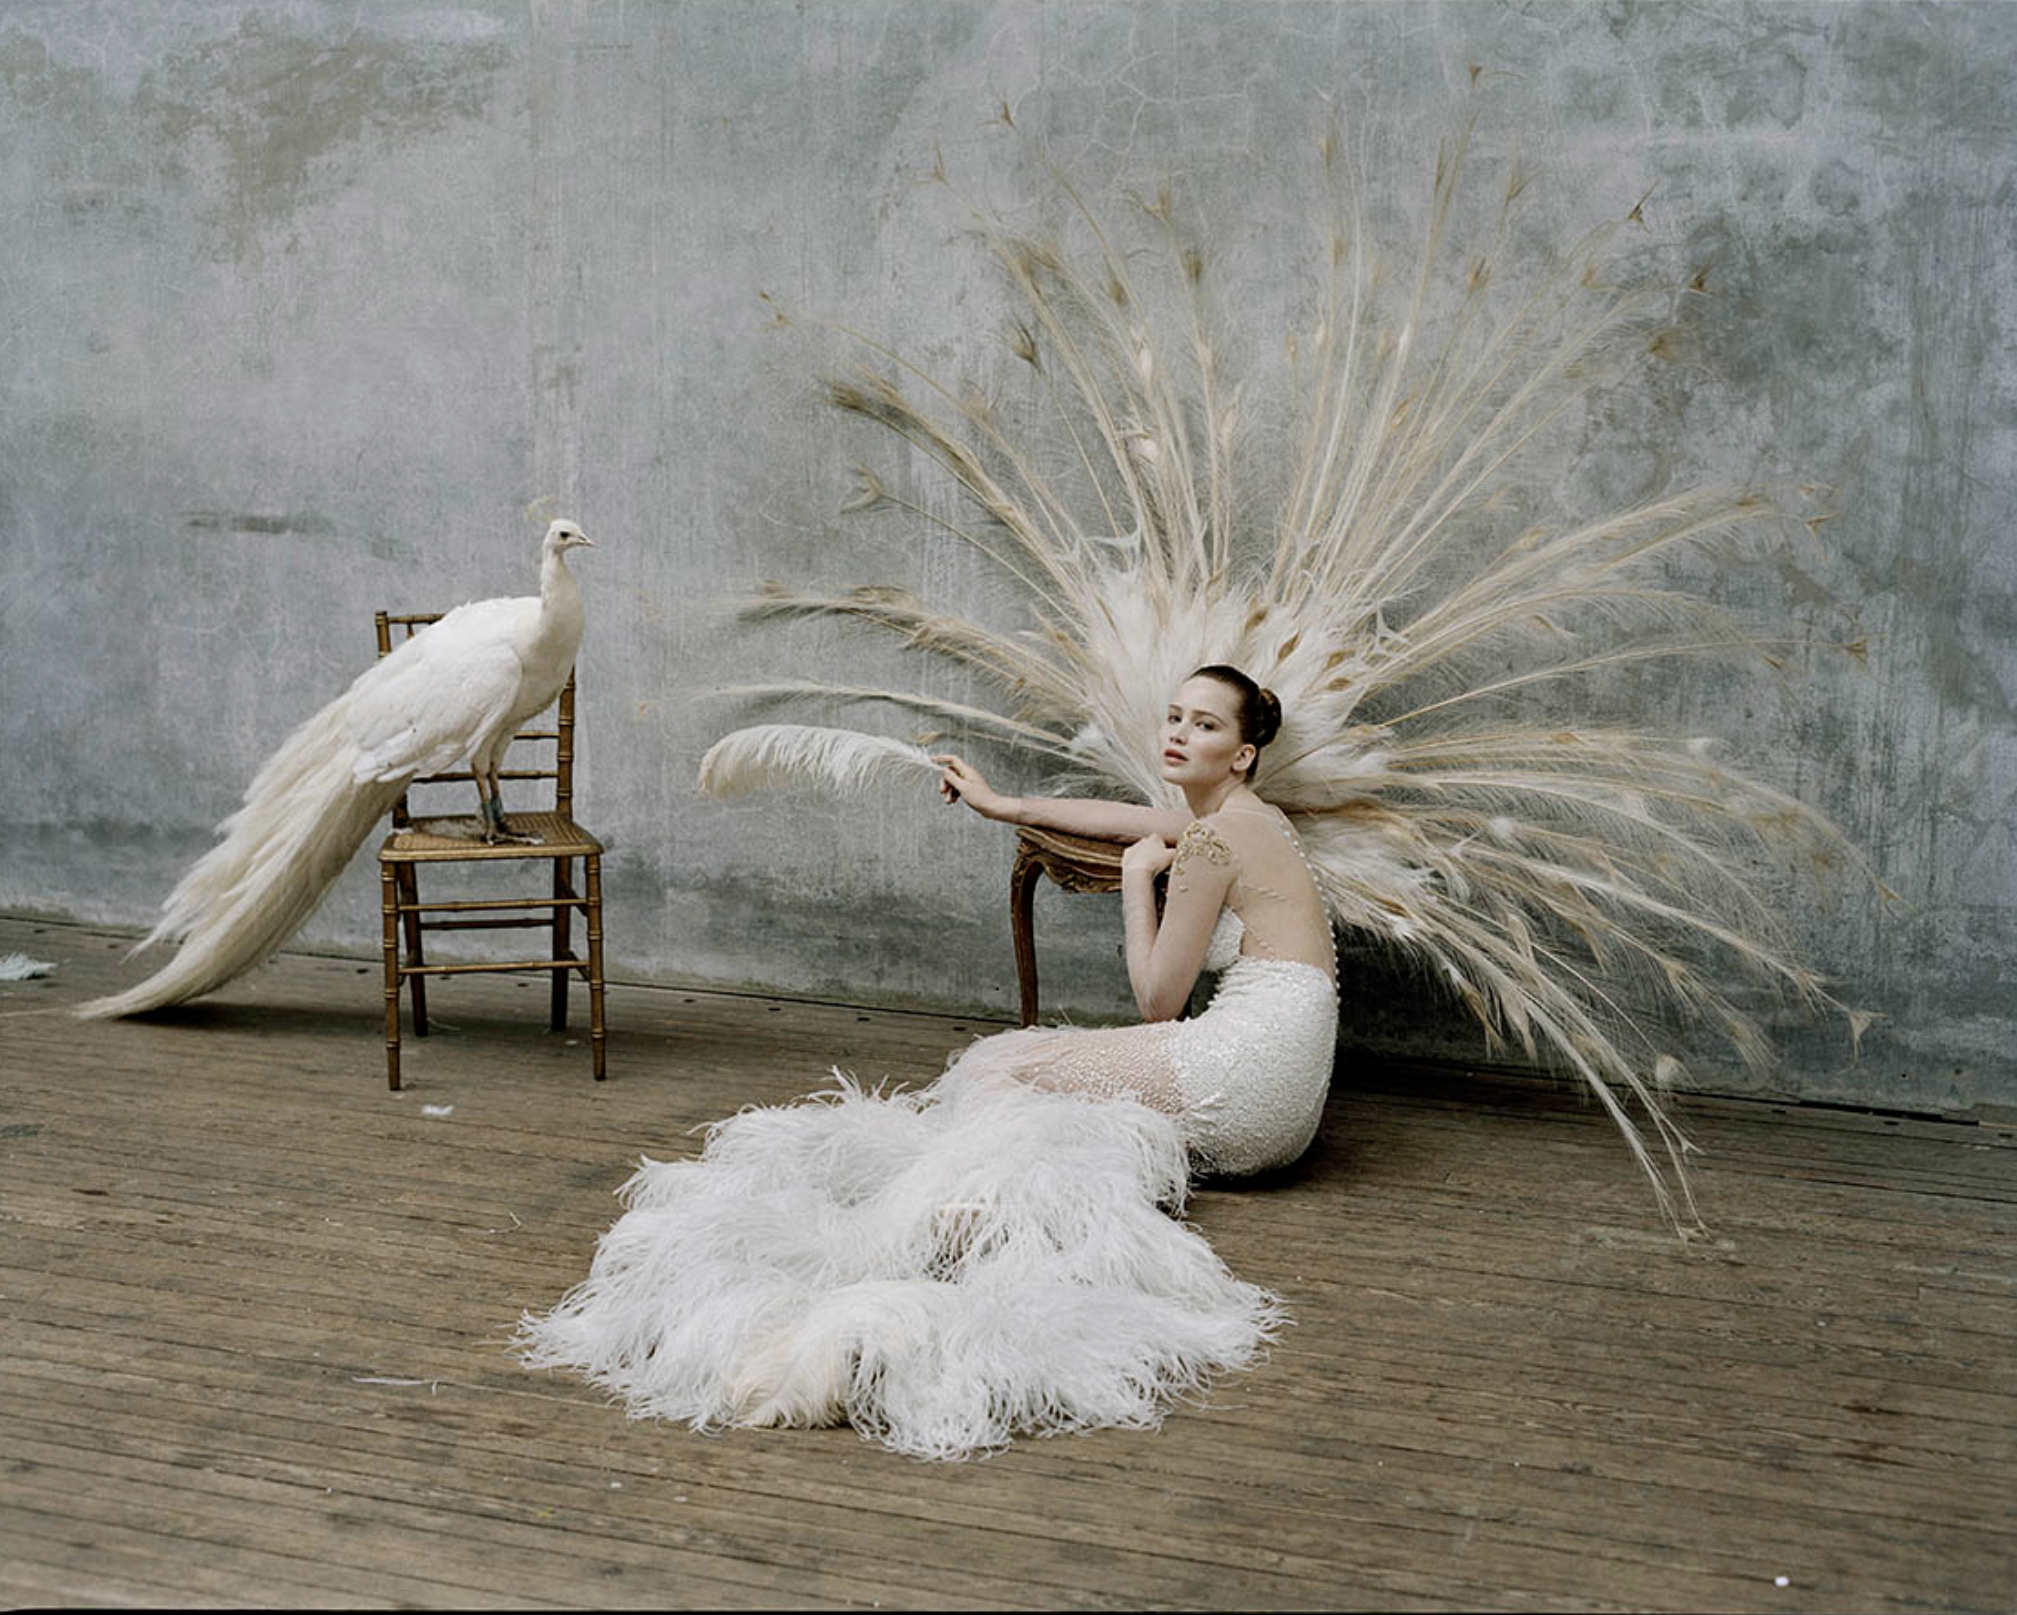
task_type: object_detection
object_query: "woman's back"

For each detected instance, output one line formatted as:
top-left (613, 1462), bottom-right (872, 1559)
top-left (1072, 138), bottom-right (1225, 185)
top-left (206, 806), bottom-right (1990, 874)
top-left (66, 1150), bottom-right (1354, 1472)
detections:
top-left (1192, 805), bottom-right (1336, 983)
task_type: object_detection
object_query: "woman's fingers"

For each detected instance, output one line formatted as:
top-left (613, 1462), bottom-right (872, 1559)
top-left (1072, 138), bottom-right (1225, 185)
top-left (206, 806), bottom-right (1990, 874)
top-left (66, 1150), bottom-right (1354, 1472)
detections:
top-left (933, 754), bottom-right (988, 809)
top-left (1122, 834), bottom-right (1175, 875)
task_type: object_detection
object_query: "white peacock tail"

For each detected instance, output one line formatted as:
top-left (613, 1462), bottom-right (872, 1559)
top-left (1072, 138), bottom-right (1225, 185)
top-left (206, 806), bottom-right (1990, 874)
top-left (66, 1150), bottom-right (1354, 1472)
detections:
top-left (704, 117), bottom-right (1877, 1228)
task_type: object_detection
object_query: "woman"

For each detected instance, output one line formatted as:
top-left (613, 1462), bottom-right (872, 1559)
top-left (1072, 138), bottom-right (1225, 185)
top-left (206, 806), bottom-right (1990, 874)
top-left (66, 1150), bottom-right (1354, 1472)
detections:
top-left (516, 667), bottom-right (1339, 1459)
top-left (933, 664), bottom-right (1338, 1176)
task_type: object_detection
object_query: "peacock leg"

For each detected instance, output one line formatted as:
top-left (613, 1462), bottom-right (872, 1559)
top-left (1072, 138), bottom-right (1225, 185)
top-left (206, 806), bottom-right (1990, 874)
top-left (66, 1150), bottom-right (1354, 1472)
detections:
top-left (481, 755), bottom-right (540, 845)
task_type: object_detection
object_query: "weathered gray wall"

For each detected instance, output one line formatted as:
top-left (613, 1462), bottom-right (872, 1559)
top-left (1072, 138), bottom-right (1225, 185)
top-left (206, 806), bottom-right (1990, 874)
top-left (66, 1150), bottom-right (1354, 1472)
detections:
top-left (3, 2), bottom-right (2012, 1113)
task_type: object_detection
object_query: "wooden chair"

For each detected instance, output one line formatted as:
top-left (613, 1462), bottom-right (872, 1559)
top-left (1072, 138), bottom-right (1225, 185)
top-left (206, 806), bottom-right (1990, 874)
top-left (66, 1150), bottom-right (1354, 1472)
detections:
top-left (1009, 826), bottom-right (1152, 1026)
top-left (374, 611), bottom-right (606, 1090)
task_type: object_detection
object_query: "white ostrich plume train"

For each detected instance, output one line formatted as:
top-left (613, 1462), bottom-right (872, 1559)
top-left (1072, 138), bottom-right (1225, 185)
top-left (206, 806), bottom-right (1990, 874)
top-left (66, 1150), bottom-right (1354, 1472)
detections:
top-left (696, 116), bottom-right (1877, 1227)
top-left (515, 1067), bottom-right (1278, 1459)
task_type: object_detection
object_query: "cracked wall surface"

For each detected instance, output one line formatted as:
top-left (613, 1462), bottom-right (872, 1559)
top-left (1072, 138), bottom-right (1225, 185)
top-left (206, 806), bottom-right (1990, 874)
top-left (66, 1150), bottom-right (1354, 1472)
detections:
top-left (3, 1), bottom-right (2012, 1112)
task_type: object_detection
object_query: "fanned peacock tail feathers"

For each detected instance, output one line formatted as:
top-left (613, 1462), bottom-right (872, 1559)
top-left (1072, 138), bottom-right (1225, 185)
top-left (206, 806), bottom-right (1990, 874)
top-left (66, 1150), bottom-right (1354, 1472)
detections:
top-left (703, 117), bottom-right (1874, 1228)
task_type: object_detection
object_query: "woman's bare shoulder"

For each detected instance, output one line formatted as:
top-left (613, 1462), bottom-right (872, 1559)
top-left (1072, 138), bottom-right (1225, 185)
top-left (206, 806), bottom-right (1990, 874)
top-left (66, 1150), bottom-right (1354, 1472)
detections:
top-left (1199, 802), bottom-right (1284, 838)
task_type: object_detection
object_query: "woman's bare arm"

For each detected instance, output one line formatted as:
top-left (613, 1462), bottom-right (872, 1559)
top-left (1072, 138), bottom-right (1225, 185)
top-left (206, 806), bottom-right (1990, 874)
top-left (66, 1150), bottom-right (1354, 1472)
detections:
top-left (1123, 823), bottom-right (1236, 1021)
top-left (936, 755), bottom-right (1191, 841)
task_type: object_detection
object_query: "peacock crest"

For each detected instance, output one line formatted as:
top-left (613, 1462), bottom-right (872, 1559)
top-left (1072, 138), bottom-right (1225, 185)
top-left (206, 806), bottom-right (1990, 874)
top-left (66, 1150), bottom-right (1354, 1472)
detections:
top-left (699, 114), bottom-right (1876, 1228)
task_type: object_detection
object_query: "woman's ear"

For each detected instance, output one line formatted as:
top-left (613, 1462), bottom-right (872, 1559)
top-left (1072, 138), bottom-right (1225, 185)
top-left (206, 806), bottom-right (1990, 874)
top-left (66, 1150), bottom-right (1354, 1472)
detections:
top-left (1234, 743), bottom-right (1257, 777)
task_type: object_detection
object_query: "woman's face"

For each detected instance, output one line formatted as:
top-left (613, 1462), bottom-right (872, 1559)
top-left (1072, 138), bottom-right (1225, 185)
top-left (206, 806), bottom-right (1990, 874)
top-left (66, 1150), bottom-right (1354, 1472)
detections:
top-left (1159, 677), bottom-right (1253, 786)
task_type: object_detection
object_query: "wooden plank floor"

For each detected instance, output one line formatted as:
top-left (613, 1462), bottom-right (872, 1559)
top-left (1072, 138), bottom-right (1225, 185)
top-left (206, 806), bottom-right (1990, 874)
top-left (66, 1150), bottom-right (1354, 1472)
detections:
top-left (1, 911), bottom-right (2011, 1612)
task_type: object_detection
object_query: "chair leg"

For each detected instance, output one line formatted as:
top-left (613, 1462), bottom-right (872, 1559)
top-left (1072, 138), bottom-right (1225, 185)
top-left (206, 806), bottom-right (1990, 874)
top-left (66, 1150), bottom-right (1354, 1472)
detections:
top-left (380, 862), bottom-right (402, 1092)
top-left (586, 852), bottom-right (606, 1081)
top-left (551, 856), bottom-right (574, 1032)
top-left (396, 861), bottom-right (429, 1037)
top-left (1010, 842), bottom-right (1044, 1028)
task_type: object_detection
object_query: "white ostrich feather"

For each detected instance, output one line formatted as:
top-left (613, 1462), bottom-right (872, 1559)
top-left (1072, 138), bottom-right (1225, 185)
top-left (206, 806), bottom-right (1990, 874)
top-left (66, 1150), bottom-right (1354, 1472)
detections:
top-left (702, 120), bottom-right (1875, 1225)
top-left (697, 724), bottom-right (942, 800)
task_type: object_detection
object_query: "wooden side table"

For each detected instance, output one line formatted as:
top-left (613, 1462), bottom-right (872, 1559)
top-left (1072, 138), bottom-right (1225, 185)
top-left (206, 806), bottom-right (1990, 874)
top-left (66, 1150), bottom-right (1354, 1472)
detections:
top-left (1010, 826), bottom-right (1158, 1026)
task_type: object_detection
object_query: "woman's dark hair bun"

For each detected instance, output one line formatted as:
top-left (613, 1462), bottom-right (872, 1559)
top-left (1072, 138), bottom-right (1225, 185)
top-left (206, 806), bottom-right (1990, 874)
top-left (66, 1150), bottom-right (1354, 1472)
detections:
top-left (1254, 686), bottom-right (1283, 750)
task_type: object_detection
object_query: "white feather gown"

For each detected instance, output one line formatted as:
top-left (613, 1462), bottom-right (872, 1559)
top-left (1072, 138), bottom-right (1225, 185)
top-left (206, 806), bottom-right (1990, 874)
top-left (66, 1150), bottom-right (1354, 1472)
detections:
top-left (514, 919), bottom-right (1328, 1460)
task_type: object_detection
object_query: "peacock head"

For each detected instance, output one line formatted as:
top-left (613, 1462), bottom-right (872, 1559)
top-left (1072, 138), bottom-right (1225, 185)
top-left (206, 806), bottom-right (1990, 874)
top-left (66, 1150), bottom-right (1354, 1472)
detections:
top-left (545, 518), bottom-right (594, 552)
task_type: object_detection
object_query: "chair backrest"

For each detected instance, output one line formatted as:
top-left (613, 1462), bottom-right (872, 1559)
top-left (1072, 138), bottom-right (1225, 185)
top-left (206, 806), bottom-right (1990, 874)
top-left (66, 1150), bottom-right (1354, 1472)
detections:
top-left (373, 610), bottom-right (579, 827)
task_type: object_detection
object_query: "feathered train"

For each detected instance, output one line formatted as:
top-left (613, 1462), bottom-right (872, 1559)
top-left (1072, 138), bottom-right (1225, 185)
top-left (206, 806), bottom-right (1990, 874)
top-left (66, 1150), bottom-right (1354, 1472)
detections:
top-left (514, 1056), bottom-right (1281, 1459)
top-left (699, 118), bottom-right (1877, 1226)
top-left (78, 519), bottom-right (595, 1019)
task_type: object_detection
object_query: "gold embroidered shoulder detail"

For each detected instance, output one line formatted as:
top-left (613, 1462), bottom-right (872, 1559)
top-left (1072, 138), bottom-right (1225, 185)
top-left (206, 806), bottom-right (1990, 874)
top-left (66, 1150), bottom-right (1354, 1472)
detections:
top-left (1172, 818), bottom-right (1234, 877)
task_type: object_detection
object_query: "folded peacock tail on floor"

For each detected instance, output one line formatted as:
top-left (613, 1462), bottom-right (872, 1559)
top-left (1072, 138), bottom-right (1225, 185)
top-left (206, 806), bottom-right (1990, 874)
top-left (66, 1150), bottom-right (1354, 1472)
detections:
top-left (697, 116), bottom-right (1878, 1227)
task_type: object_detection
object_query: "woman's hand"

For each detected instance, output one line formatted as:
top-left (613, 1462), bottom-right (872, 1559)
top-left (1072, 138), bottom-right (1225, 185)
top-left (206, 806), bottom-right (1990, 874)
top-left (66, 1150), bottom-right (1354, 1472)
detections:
top-left (934, 754), bottom-right (1011, 820)
top-left (1121, 834), bottom-right (1176, 881)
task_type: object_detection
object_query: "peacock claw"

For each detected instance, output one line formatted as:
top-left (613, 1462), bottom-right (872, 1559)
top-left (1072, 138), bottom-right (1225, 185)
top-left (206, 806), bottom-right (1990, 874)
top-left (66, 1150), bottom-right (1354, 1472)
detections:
top-left (480, 797), bottom-right (540, 845)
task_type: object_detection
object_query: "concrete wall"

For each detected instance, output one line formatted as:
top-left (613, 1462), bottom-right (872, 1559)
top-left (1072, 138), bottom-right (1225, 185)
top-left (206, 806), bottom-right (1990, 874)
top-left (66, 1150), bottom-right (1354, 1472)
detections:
top-left (4, 2), bottom-right (2012, 1113)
